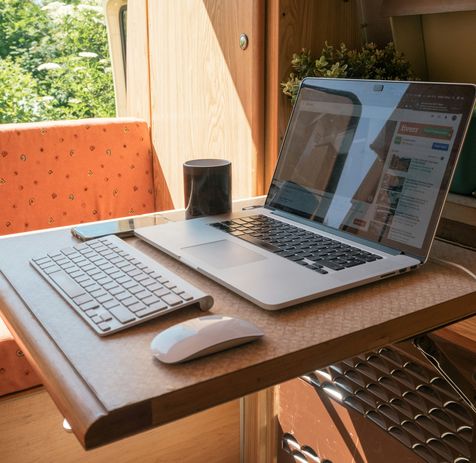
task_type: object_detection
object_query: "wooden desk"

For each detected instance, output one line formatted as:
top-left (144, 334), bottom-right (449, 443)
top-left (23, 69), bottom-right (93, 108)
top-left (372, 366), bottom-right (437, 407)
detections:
top-left (1, 199), bottom-right (475, 452)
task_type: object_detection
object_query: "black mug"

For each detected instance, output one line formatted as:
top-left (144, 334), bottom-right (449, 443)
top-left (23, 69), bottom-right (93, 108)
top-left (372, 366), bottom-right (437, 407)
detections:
top-left (183, 159), bottom-right (232, 219)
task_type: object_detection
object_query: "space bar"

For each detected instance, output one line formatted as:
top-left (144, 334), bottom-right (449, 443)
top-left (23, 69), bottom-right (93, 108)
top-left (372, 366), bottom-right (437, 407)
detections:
top-left (239, 234), bottom-right (279, 252)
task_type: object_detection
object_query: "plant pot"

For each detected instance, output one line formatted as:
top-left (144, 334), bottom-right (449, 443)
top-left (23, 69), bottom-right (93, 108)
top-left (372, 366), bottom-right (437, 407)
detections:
top-left (450, 113), bottom-right (476, 196)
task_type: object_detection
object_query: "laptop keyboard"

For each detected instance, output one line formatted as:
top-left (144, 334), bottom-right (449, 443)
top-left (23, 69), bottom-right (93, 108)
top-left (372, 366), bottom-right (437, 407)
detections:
top-left (210, 215), bottom-right (382, 274)
top-left (30, 235), bottom-right (213, 336)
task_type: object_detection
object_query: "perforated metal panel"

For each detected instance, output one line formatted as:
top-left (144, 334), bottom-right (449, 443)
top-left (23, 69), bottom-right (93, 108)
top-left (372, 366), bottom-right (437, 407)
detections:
top-left (291, 343), bottom-right (475, 463)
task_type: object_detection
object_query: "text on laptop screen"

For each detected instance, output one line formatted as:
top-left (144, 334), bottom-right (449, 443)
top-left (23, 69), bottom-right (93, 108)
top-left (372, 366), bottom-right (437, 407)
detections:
top-left (266, 79), bottom-right (475, 257)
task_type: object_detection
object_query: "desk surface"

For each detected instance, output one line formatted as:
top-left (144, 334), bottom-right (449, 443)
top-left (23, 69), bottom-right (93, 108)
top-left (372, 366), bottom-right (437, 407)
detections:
top-left (1, 199), bottom-right (476, 449)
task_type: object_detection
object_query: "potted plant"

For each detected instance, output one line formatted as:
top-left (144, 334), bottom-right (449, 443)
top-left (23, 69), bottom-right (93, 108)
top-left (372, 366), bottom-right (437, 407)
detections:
top-left (281, 42), bottom-right (416, 103)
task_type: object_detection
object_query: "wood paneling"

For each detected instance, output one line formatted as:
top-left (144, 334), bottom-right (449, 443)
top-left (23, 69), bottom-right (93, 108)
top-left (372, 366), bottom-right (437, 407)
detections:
top-left (422, 11), bottom-right (476, 83)
top-left (0, 387), bottom-right (240, 463)
top-left (382, 0), bottom-right (476, 16)
top-left (125, 0), bottom-right (151, 123)
top-left (242, 388), bottom-right (277, 463)
top-left (147, 0), bottom-right (264, 207)
top-left (125, 1), bottom-right (174, 211)
top-left (390, 15), bottom-right (429, 80)
top-left (265, 0), bottom-right (363, 189)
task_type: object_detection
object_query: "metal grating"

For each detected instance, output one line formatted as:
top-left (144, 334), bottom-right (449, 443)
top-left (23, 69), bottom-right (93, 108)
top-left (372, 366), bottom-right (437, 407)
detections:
top-left (299, 344), bottom-right (474, 463)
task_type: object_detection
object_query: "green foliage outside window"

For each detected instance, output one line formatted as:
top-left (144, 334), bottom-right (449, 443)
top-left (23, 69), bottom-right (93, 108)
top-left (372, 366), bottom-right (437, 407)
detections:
top-left (0, 0), bottom-right (115, 123)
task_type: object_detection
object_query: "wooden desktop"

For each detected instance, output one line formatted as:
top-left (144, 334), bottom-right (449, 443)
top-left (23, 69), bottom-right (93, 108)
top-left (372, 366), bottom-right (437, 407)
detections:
top-left (0, 198), bottom-right (475, 458)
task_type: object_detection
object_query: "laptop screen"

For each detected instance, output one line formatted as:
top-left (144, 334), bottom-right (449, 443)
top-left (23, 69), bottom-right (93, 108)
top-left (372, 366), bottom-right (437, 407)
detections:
top-left (266, 78), bottom-right (475, 259)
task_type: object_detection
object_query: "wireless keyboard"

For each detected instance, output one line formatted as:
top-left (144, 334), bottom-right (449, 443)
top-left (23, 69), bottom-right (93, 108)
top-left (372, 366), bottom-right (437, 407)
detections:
top-left (30, 235), bottom-right (213, 336)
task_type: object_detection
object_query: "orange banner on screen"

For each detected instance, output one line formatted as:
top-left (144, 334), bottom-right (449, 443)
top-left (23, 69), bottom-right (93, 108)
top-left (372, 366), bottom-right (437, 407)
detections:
top-left (398, 122), bottom-right (453, 140)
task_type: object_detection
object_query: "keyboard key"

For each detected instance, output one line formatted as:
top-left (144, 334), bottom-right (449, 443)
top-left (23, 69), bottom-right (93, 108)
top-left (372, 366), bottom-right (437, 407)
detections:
top-left (128, 285), bottom-right (144, 295)
top-left (161, 294), bottom-right (183, 306)
top-left (70, 270), bottom-right (85, 279)
top-left (109, 305), bottom-right (135, 324)
top-left (133, 272), bottom-right (149, 282)
top-left (128, 301), bottom-right (147, 313)
top-left (60, 247), bottom-right (77, 256)
top-left (98, 276), bottom-right (114, 286)
top-left (103, 299), bottom-right (120, 310)
top-left (320, 260), bottom-right (345, 271)
top-left (98, 311), bottom-right (113, 322)
top-left (80, 300), bottom-right (100, 311)
top-left (180, 292), bottom-right (193, 301)
top-left (74, 274), bottom-right (91, 283)
top-left (142, 295), bottom-right (160, 305)
top-left (73, 294), bottom-right (93, 305)
top-left (97, 322), bottom-right (111, 332)
top-left (141, 278), bottom-right (156, 287)
top-left (108, 285), bottom-right (124, 295)
top-left (115, 291), bottom-right (131, 301)
top-left (79, 278), bottom-right (95, 288)
top-left (127, 269), bottom-right (141, 277)
top-left (44, 265), bottom-right (62, 274)
top-left (110, 271), bottom-right (125, 279)
top-left (122, 296), bottom-right (139, 307)
top-left (48, 252), bottom-right (62, 259)
top-left (97, 294), bottom-right (113, 304)
top-left (122, 280), bottom-right (138, 289)
top-left (136, 302), bottom-right (168, 317)
top-left (116, 275), bottom-right (131, 285)
top-left (145, 282), bottom-right (162, 292)
top-left (90, 288), bottom-right (107, 298)
top-left (154, 288), bottom-right (170, 298)
top-left (115, 260), bottom-right (130, 269)
top-left (122, 264), bottom-right (136, 273)
top-left (136, 290), bottom-right (153, 300)
top-left (33, 256), bottom-right (52, 265)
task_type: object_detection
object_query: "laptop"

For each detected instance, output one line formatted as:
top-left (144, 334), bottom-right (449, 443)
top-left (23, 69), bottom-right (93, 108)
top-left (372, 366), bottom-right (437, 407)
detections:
top-left (136, 78), bottom-right (476, 310)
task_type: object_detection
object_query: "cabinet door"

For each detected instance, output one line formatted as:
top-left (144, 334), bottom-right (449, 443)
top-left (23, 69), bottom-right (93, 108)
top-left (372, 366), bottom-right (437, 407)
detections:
top-left (147, 0), bottom-right (264, 207)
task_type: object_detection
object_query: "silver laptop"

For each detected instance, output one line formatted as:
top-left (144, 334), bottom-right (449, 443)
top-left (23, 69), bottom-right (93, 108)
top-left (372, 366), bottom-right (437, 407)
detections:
top-left (136, 78), bottom-right (476, 310)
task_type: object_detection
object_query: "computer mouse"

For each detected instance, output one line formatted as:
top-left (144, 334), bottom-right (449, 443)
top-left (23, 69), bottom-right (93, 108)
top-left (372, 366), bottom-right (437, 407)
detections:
top-left (150, 315), bottom-right (264, 364)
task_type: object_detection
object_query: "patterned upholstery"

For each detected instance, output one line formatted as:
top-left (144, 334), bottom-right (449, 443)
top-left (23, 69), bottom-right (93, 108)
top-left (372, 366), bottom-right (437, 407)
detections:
top-left (0, 118), bottom-right (158, 235)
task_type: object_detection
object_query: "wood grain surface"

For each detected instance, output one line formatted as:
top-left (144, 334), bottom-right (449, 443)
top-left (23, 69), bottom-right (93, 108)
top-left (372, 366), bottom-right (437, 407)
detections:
top-left (265, 0), bottom-right (362, 189)
top-left (147, 0), bottom-right (264, 206)
top-left (382, 0), bottom-right (476, 16)
top-left (0, 205), bottom-right (475, 449)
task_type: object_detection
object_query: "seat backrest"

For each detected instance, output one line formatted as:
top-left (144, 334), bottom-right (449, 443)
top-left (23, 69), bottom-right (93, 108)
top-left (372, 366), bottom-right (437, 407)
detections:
top-left (0, 118), bottom-right (157, 235)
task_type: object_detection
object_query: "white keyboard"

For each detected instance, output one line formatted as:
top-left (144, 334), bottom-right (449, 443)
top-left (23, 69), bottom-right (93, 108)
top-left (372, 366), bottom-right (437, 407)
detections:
top-left (30, 235), bottom-right (213, 336)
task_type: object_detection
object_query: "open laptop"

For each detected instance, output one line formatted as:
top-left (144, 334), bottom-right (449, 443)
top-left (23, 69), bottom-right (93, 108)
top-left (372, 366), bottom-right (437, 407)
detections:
top-left (136, 78), bottom-right (476, 310)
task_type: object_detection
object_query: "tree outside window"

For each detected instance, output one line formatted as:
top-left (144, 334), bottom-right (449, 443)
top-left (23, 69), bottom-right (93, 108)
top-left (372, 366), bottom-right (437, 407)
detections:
top-left (0, 0), bottom-right (116, 123)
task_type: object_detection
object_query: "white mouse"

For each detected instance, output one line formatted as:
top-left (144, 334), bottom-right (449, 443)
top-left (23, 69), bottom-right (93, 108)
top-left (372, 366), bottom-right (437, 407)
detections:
top-left (150, 315), bottom-right (264, 364)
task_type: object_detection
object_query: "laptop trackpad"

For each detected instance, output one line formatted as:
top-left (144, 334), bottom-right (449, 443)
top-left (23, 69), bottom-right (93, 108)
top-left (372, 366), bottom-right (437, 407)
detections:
top-left (182, 240), bottom-right (266, 269)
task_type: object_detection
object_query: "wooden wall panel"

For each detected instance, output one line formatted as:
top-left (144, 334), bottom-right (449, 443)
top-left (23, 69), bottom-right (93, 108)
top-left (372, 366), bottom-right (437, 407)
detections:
top-left (126, 0), bottom-right (151, 123)
top-left (147, 0), bottom-right (264, 207)
top-left (422, 11), bottom-right (476, 83)
top-left (265, 0), bottom-right (363, 189)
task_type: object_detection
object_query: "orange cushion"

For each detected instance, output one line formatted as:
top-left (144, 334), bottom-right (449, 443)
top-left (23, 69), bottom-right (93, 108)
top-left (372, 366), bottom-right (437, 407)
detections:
top-left (0, 118), bottom-right (156, 235)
